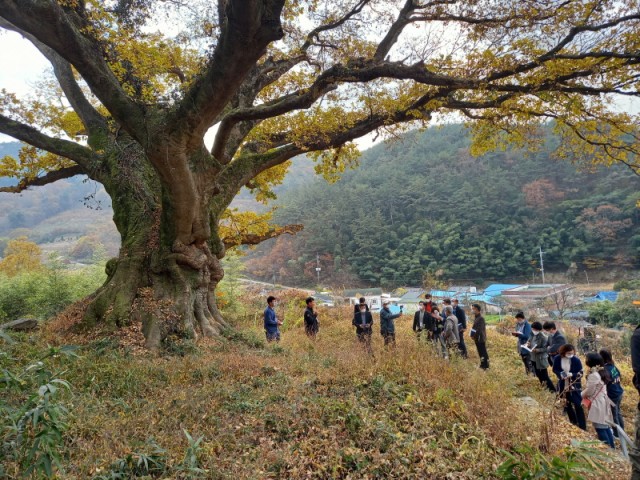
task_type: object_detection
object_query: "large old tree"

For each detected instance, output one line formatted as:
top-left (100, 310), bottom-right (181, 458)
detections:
top-left (0, 0), bottom-right (638, 348)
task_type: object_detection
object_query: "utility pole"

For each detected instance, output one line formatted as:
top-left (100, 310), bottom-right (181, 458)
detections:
top-left (315, 253), bottom-right (321, 286)
top-left (539, 246), bottom-right (545, 284)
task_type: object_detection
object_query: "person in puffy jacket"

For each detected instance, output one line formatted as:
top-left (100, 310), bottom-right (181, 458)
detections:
top-left (582, 352), bottom-right (615, 448)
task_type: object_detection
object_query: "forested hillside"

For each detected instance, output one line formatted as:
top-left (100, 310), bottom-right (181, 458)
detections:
top-left (246, 124), bottom-right (640, 287)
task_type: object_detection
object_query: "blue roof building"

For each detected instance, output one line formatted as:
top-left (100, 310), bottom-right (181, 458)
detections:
top-left (483, 284), bottom-right (523, 297)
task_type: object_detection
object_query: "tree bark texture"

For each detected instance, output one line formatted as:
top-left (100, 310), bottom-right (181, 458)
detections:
top-left (81, 139), bottom-right (230, 349)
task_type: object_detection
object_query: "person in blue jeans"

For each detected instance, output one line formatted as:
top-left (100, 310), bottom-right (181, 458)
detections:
top-left (600, 348), bottom-right (624, 436)
top-left (552, 344), bottom-right (586, 430)
top-left (583, 352), bottom-right (615, 448)
top-left (263, 295), bottom-right (282, 342)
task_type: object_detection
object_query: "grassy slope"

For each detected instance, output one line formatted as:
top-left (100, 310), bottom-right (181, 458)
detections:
top-left (2, 307), bottom-right (633, 479)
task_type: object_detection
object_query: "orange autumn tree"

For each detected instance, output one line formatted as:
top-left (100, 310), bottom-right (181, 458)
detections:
top-left (0, 1), bottom-right (639, 348)
top-left (0, 236), bottom-right (42, 277)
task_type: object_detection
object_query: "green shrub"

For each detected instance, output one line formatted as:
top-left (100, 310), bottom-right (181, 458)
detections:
top-left (1, 345), bottom-right (79, 478)
top-left (0, 262), bottom-right (106, 322)
top-left (587, 292), bottom-right (640, 328)
top-left (496, 442), bottom-right (608, 480)
top-left (93, 439), bottom-right (168, 479)
top-left (613, 279), bottom-right (640, 291)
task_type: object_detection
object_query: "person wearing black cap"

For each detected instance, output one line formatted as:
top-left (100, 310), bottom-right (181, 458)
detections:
top-left (304, 297), bottom-right (319, 338)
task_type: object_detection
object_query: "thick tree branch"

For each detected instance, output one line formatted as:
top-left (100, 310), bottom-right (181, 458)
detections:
top-left (223, 223), bottom-right (303, 249)
top-left (0, 17), bottom-right (107, 137)
top-left (0, 114), bottom-right (98, 168)
top-left (211, 55), bottom-right (306, 163)
top-left (0, 165), bottom-right (84, 193)
top-left (167, 0), bottom-right (286, 145)
top-left (374, 0), bottom-right (424, 61)
top-left (0, 2), bottom-right (147, 143)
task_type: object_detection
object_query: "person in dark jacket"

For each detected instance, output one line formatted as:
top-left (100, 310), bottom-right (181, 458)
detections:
top-left (511, 312), bottom-right (534, 375)
top-left (529, 321), bottom-right (555, 392)
top-left (552, 344), bottom-right (586, 430)
top-left (470, 303), bottom-right (489, 369)
top-left (263, 296), bottom-right (282, 342)
top-left (304, 297), bottom-right (319, 338)
top-left (413, 301), bottom-right (428, 340)
top-left (600, 348), bottom-right (624, 435)
top-left (353, 297), bottom-right (370, 315)
top-left (544, 321), bottom-right (566, 363)
top-left (431, 306), bottom-right (444, 347)
top-left (452, 298), bottom-right (468, 358)
top-left (353, 302), bottom-right (374, 354)
top-left (630, 324), bottom-right (640, 478)
top-left (380, 300), bottom-right (402, 346)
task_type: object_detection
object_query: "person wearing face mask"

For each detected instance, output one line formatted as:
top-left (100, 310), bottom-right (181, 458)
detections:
top-left (353, 302), bottom-right (374, 354)
top-left (380, 299), bottom-right (402, 346)
top-left (582, 352), bottom-right (615, 448)
top-left (511, 312), bottom-right (534, 375)
top-left (354, 297), bottom-right (370, 315)
top-left (264, 295), bottom-right (283, 342)
top-left (553, 344), bottom-right (586, 430)
top-left (528, 321), bottom-right (556, 392)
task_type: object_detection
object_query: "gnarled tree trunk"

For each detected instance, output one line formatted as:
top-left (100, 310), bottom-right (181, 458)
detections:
top-left (81, 141), bottom-right (230, 349)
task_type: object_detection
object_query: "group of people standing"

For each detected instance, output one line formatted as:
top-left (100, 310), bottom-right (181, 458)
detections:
top-left (349, 294), bottom-right (490, 370)
top-left (512, 313), bottom-right (624, 449)
top-left (264, 293), bottom-right (640, 473)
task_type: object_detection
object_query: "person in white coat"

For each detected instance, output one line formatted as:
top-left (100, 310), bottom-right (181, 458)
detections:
top-left (582, 352), bottom-right (615, 448)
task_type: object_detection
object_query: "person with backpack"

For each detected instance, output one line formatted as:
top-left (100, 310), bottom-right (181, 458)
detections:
top-left (582, 352), bottom-right (615, 448)
top-left (600, 348), bottom-right (625, 435)
top-left (552, 344), bottom-right (586, 430)
top-left (528, 321), bottom-right (556, 392)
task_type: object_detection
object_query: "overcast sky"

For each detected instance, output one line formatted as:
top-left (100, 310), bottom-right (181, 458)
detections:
top-left (1, 28), bottom-right (637, 148)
